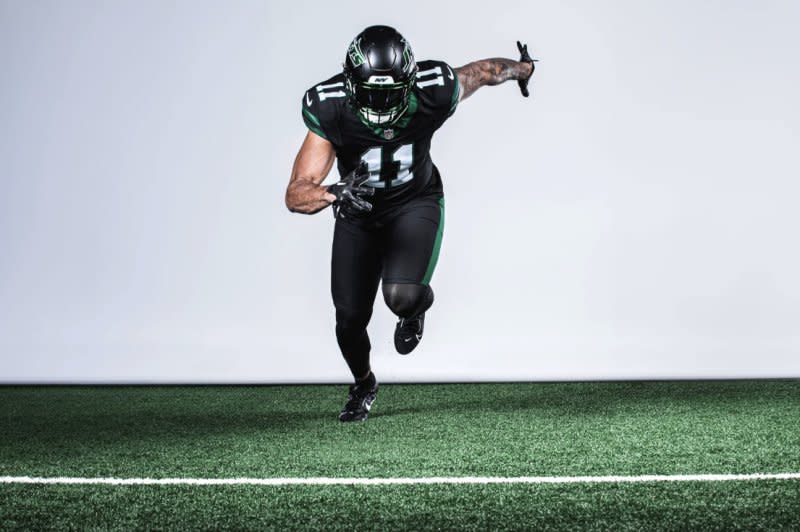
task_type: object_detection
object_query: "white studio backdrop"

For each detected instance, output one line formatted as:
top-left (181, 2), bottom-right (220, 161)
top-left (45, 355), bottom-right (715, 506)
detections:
top-left (1, 0), bottom-right (799, 383)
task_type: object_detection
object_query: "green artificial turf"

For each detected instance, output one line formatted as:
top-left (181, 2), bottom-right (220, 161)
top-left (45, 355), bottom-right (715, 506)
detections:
top-left (1, 380), bottom-right (799, 530)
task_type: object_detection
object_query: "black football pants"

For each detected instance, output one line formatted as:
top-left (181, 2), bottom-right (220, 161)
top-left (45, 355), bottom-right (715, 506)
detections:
top-left (331, 194), bottom-right (444, 380)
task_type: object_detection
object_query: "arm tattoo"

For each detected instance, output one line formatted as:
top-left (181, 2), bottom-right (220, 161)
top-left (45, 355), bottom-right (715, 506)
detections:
top-left (455, 58), bottom-right (533, 101)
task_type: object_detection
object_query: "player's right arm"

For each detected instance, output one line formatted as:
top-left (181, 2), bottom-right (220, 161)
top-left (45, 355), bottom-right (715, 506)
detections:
top-left (285, 130), bottom-right (337, 214)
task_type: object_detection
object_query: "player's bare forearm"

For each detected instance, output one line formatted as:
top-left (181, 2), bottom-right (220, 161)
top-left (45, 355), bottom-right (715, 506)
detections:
top-left (455, 58), bottom-right (533, 101)
top-left (285, 130), bottom-right (337, 214)
top-left (285, 179), bottom-right (335, 214)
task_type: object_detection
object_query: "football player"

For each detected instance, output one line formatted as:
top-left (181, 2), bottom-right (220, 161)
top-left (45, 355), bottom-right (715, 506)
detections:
top-left (286, 26), bottom-right (535, 421)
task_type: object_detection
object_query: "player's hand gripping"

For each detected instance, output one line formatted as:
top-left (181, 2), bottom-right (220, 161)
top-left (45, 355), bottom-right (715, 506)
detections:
top-left (327, 162), bottom-right (374, 218)
top-left (516, 41), bottom-right (538, 98)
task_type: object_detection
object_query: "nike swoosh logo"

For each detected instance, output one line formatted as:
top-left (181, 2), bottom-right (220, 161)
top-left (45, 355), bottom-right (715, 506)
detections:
top-left (447, 67), bottom-right (454, 80)
top-left (306, 93), bottom-right (312, 106)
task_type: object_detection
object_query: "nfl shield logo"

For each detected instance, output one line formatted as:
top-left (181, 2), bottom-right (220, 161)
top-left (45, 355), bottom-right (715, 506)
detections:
top-left (383, 129), bottom-right (395, 140)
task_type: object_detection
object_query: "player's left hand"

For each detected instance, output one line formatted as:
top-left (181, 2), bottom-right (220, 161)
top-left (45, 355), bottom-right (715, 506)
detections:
top-left (516, 40), bottom-right (537, 98)
top-left (327, 162), bottom-right (375, 217)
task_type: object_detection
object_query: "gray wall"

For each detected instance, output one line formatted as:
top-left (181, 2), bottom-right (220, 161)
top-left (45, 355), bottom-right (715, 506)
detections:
top-left (1, 0), bottom-right (799, 382)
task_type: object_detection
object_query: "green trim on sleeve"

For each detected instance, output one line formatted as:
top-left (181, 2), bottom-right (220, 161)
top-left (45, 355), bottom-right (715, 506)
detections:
top-left (302, 107), bottom-right (327, 139)
top-left (449, 72), bottom-right (460, 116)
top-left (306, 124), bottom-right (328, 139)
top-left (303, 107), bottom-right (321, 127)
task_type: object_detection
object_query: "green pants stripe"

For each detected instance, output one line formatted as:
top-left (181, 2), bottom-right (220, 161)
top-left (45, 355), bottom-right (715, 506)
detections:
top-left (422, 197), bottom-right (445, 285)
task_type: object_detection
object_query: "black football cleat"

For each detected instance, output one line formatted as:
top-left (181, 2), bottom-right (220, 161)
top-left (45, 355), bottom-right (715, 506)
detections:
top-left (338, 379), bottom-right (378, 422)
top-left (394, 313), bottom-right (425, 355)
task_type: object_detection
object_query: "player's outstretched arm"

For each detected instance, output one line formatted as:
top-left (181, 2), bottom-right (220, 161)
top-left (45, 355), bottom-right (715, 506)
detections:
top-left (455, 42), bottom-right (536, 101)
top-left (285, 130), bottom-right (337, 214)
top-left (455, 58), bottom-right (533, 101)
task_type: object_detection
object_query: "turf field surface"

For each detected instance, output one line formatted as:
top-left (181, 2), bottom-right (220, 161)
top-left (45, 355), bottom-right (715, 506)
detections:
top-left (1, 380), bottom-right (798, 530)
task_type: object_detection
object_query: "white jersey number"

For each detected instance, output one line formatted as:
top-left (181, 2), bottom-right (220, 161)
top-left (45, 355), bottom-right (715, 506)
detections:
top-left (360, 143), bottom-right (414, 188)
top-left (316, 81), bottom-right (346, 102)
top-left (416, 66), bottom-right (445, 88)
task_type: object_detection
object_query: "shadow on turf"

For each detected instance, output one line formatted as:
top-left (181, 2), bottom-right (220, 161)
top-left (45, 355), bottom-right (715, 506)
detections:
top-left (0, 387), bottom-right (342, 456)
top-left (1, 380), bottom-right (794, 446)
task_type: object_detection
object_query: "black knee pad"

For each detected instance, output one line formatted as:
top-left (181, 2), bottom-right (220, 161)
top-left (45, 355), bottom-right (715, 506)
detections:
top-left (382, 282), bottom-right (434, 318)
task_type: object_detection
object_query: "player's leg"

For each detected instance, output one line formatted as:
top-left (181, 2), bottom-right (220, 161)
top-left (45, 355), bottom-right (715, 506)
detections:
top-left (381, 195), bottom-right (444, 354)
top-left (331, 217), bottom-right (382, 421)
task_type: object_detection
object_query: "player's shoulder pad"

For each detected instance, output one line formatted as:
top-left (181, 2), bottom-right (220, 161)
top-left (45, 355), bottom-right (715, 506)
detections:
top-left (301, 73), bottom-right (347, 142)
top-left (414, 59), bottom-right (460, 117)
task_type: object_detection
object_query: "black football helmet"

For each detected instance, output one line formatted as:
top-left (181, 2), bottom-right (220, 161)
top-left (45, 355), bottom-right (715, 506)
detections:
top-left (343, 25), bottom-right (417, 126)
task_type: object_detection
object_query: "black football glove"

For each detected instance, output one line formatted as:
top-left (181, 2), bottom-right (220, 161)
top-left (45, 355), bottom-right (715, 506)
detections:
top-left (327, 162), bottom-right (375, 218)
top-left (516, 40), bottom-right (538, 98)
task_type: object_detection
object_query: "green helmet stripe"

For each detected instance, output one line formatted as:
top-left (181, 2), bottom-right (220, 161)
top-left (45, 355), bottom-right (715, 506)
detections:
top-left (347, 37), bottom-right (366, 68)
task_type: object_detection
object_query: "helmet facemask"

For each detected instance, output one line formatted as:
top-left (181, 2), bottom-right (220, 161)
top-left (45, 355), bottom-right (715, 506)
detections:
top-left (344, 76), bottom-right (414, 125)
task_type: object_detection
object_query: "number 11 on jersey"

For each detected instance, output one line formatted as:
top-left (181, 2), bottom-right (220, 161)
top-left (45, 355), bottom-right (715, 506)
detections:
top-left (360, 143), bottom-right (414, 188)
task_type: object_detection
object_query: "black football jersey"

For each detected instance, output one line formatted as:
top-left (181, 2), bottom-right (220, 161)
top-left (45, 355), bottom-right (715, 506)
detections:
top-left (302, 60), bottom-right (460, 211)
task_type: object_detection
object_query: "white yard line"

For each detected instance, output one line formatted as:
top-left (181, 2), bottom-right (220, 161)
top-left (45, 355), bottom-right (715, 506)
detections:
top-left (1, 473), bottom-right (799, 486)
